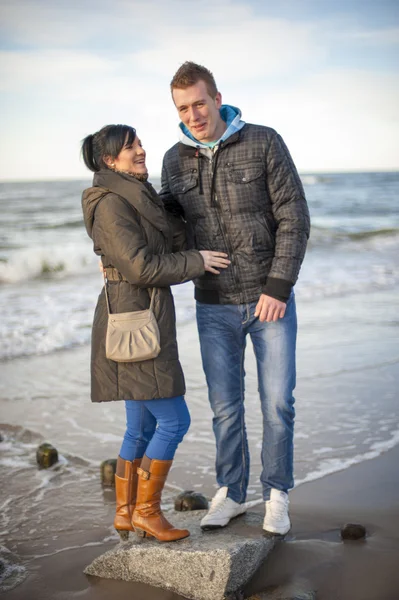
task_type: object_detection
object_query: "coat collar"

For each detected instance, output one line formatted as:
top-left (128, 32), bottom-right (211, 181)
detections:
top-left (178, 128), bottom-right (243, 157)
top-left (93, 170), bottom-right (168, 235)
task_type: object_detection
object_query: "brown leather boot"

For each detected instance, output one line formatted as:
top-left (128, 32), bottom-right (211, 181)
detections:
top-left (114, 457), bottom-right (141, 540)
top-left (132, 457), bottom-right (190, 542)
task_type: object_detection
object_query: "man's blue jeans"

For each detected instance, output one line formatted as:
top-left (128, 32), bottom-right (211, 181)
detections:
top-left (196, 292), bottom-right (297, 503)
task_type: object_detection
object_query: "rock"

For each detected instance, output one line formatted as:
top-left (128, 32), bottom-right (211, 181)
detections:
top-left (248, 590), bottom-right (317, 600)
top-left (100, 459), bottom-right (117, 488)
top-left (340, 523), bottom-right (366, 541)
top-left (0, 432), bottom-right (3, 442)
top-left (285, 593), bottom-right (317, 600)
top-left (36, 443), bottom-right (58, 469)
top-left (174, 490), bottom-right (209, 511)
top-left (84, 511), bottom-right (276, 600)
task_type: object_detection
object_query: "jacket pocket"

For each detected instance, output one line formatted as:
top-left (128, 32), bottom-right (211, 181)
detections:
top-left (226, 159), bottom-right (264, 184)
top-left (170, 169), bottom-right (198, 194)
top-left (253, 213), bottom-right (275, 250)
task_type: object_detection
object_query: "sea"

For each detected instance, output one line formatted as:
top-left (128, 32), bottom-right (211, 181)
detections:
top-left (1, 172), bottom-right (398, 361)
top-left (0, 172), bottom-right (398, 588)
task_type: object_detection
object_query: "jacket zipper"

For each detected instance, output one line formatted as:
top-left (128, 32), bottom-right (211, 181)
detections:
top-left (195, 147), bottom-right (204, 195)
top-left (209, 143), bottom-right (243, 301)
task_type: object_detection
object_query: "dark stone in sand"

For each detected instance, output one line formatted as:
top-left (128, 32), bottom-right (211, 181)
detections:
top-left (101, 459), bottom-right (117, 488)
top-left (340, 523), bottom-right (367, 541)
top-left (36, 443), bottom-right (58, 469)
top-left (174, 490), bottom-right (209, 511)
top-left (0, 433), bottom-right (3, 442)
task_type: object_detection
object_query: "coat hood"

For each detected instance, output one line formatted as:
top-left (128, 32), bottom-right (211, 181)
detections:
top-left (81, 169), bottom-right (168, 239)
top-left (81, 184), bottom-right (109, 239)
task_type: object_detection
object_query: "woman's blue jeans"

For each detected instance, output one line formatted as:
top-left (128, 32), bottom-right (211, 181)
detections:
top-left (119, 396), bottom-right (190, 461)
top-left (196, 292), bottom-right (297, 503)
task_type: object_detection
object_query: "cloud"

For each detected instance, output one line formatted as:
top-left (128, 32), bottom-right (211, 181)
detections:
top-left (130, 17), bottom-right (319, 80)
top-left (240, 69), bottom-right (399, 171)
top-left (0, 50), bottom-right (116, 92)
top-left (0, 0), bottom-right (322, 88)
top-left (0, 0), bottom-right (398, 178)
top-left (2, 65), bottom-right (397, 180)
top-left (343, 26), bottom-right (399, 45)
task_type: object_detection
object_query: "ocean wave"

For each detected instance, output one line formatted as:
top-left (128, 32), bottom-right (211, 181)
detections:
top-left (301, 174), bottom-right (334, 185)
top-left (308, 225), bottom-right (399, 247)
top-left (0, 188), bottom-right (48, 201)
top-left (34, 219), bottom-right (84, 230)
top-left (0, 330), bottom-right (91, 362)
top-left (0, 243), bottom-right (96, 283)
top-left (1, 227), bottom-right (397, 285)
top-left (295, 428), bottom-right (399, 487)
top-left (297, 269), bottom-right (399, 301)
top-left (343, 227), bottom-right (399, 240)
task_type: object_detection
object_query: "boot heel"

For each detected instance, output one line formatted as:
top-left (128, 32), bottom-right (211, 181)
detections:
top-left (135, 528), bottom-right (147, 538)
top-left (116, 529), bottom-right (130, 541)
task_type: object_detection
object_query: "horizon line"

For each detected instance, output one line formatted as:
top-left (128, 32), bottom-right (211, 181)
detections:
top-left (0, 168), bottom-right (398, 184)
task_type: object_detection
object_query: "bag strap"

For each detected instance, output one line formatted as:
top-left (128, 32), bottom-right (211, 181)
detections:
top-left (103, 270), bottom-right (111, 315)
top-left (102, 271), bottom-right (155, 315)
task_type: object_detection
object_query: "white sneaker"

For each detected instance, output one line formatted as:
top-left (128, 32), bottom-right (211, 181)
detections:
top-left (263, 488), bottom-right (291, 535)
top-left (200, 487), bottom-right (247, 530)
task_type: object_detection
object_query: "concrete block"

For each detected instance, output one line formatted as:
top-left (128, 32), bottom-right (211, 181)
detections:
top-left (84, 511), bottom-right (277, 600)
top-left (248, 588), bottom-right (317, 599)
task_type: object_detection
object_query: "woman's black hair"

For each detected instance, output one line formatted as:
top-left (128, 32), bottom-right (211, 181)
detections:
top-left (81, 124), bottom-right (136, 172)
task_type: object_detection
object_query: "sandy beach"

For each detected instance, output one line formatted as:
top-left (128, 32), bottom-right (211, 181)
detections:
top-left (1, 284), bottom-right (399, 600)
top-left (2, 443), bottom-right (399, 600)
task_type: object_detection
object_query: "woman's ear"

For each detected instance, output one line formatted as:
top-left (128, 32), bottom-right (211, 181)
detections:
top-left (103, 155), bottom-right (115, 168)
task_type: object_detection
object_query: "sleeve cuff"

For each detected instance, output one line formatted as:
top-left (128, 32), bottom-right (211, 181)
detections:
top-left (262, 277), bottom-right (293, 303)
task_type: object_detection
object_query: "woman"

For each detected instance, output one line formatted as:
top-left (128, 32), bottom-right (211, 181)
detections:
top-left (81, 124), bottom-right (229, 542)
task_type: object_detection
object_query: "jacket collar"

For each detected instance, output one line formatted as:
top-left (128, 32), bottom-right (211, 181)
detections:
top-left (178, 128), bottom-right (243, 157)
top-left (178, 105), bottom-right (245, 149)
top-left (93, 170), bottom-right (168, 235)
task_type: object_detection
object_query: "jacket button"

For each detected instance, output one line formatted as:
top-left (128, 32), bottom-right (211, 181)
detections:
top-left (182, 187), bottom-right (186, 192)
top-left (242, 177), bottom-right (247, 182)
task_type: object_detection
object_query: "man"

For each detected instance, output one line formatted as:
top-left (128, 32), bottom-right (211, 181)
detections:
top-left (160, 62), bottom-right (310, 535)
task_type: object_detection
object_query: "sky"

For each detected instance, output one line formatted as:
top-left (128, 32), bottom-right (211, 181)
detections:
top-left (0, 0), bottom-right (398, 180)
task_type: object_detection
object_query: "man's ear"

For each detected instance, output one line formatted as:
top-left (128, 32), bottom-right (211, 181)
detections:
top-left (215, 91), bottom-right (222, 109)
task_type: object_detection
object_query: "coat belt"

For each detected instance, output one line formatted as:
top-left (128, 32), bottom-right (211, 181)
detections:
top-left (104, 267), bottom-right (129, 282)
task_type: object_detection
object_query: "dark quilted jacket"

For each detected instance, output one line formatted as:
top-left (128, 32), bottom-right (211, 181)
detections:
top-left (160, 124), bottom-right (310, 304)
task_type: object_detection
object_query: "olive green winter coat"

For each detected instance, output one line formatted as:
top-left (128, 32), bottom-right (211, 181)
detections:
top-left (81, 169), bottom-right (205, 402)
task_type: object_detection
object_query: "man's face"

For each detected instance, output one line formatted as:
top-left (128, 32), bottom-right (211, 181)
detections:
top-left (172, 80), bottom-right (224, 143)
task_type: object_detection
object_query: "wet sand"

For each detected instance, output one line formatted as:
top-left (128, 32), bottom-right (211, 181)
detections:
top-left (244, 444), bottom-right (399, 600)
top-left (1, 288), bottom-right (398, 599)
top-left (3, 443), bottom-right (399, 600)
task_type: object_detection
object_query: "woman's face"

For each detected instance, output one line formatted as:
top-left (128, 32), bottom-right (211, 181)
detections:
top-left (111, 135), bottom-right (148, 176)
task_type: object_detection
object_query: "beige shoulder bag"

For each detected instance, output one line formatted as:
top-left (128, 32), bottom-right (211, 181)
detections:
top-left (103, 273), bottom-right (161, 363)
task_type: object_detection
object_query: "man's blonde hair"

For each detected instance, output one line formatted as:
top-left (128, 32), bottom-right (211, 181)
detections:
top-left (170, 61), bottom-right (218, 98)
